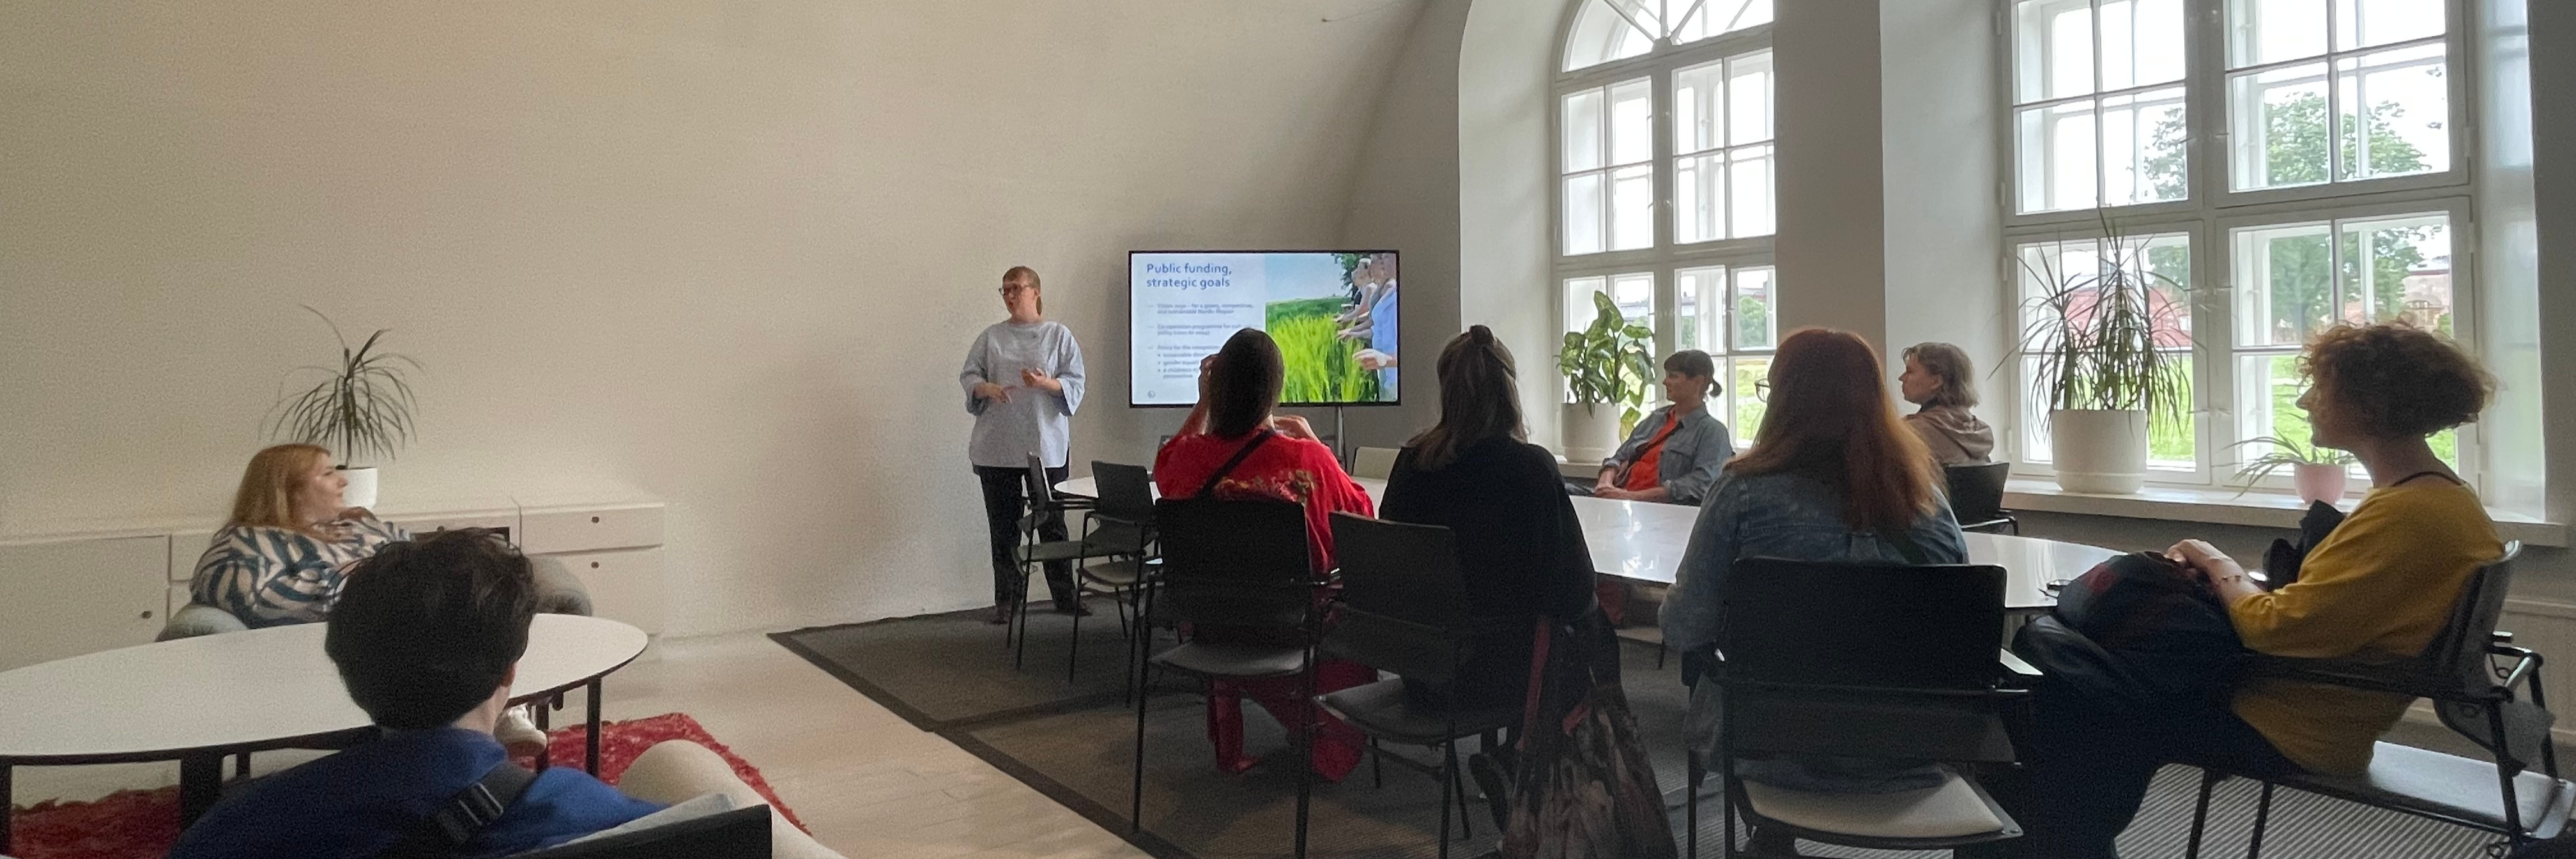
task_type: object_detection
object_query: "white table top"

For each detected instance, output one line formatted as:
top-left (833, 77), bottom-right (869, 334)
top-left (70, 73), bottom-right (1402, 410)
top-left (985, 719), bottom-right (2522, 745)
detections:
top-left (1053, 476), bottom-right (2119, 609)
top-left (0, 614), bottom-right (648, 763)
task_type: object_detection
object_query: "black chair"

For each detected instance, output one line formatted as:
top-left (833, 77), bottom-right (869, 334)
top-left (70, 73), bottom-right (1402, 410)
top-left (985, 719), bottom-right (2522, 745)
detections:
top-left (2185, 543), bottom-right (2574, 857)
top-left (1131, 496), bottom-right (1322, 857)
top-left (1009, 453), bottom-right (1140, 670)
top-left (1075, 461), bottom-right (1160, 682)
top-left (1685, 557), bottom-right (2030, 858)
top-left (510, 805), bottom-right (770, 858)
top-left (1301, 514), bottom-right (1522, 859)
top-left (1943, 463), bottom-right (2018, 534)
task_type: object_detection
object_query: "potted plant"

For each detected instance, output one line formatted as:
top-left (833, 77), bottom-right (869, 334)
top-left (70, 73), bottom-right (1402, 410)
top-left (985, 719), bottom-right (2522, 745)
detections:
top-left (1556, 291), bottom-right (1654, 465)
top-left (2014, 228), bottom-right (2190, 494)
top-left (2228, 434), bottom-right (2356, 504)
top-left (269, 307), bottom-right (420, 509)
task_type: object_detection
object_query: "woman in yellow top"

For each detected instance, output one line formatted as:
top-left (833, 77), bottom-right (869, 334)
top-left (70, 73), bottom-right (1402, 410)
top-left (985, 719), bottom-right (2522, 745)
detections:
top-left (2011, 322), bottom-right (2502, 858)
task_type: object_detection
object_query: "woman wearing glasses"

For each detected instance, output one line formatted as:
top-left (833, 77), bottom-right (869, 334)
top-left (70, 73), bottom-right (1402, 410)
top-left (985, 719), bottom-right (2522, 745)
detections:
top-left (960, 266), bottom-right (1089, 624)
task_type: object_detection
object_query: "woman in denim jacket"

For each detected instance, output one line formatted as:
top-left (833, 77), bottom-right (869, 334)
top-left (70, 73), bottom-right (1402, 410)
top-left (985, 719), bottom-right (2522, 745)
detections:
top-left (1588, 350), bottom-right (1734, 504)
top-left (1660, 329), bottom-right (1966, 803)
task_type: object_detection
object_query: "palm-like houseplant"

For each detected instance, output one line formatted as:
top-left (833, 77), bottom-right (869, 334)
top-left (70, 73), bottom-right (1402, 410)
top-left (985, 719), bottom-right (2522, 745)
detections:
top-left (268, 307), bottom-right (420, 509)
top-left (2227, 434), bottom-right (2357, 503)
top-left (2014, 226), bottom-right (2191, 494)
top-left (1556, 291), bottom-right (1655, 462)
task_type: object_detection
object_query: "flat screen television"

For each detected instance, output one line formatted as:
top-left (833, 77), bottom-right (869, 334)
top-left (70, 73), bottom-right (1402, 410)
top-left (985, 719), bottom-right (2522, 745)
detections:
top-left (1128, 251), bottom-right (1399, 407)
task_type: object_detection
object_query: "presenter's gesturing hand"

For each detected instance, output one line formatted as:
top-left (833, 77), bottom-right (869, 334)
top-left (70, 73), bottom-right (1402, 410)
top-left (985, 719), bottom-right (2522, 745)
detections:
top-left (972, 382), bottom-right (1013, 403)
top-left (1020, 368), bottom-right (1064, 393)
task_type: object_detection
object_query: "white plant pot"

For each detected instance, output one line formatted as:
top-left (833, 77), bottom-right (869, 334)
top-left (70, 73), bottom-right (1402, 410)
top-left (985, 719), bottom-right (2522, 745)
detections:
top-left (2050, 409), bottom-right (2148, 495)
top-left (1562, 403), bottom-right (1624, 466)
top-left (2292, 462), bottom-right (2350, 505)
top-left (339, 465), bottom-right (379, 510)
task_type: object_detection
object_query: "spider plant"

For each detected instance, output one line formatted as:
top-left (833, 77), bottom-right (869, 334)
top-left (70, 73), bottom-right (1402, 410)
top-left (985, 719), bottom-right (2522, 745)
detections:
top-left (268, 306), bottom-right (421, 465)
top-left (1558, 290), bottom-right (1656, 430)
top-left (2225, 434), bottom-right (2356, 495)
top-left (2012, 222), bottom-right (2191, 424)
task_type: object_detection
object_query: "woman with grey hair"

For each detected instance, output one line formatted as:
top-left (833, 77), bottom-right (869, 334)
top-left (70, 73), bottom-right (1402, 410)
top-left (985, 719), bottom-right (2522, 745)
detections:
top-left (1897, 342), bottom-right (1994, 465)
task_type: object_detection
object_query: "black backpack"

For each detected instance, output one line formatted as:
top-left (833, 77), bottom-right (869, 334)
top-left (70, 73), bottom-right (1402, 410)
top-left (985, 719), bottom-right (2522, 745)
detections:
top-left (2017, 552), bottom-right (2245, 718)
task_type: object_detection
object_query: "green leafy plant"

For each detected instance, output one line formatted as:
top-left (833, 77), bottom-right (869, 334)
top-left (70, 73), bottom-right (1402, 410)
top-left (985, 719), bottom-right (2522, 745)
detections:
top-left (2014, 221), bottom-right (2191, 426)
top-left (1557, 291), bottom-right (1655, 430)
top-left (2225, 434), bottom-right (2356, 496)
top-left (269, 307), bottom-right (421, 465)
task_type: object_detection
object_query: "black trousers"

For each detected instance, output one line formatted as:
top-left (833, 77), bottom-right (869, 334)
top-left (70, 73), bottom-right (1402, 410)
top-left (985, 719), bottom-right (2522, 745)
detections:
top-left (974, 465), bottom-right (1075, 608)
top-left (1975, 682), bottom-right (2298, 859)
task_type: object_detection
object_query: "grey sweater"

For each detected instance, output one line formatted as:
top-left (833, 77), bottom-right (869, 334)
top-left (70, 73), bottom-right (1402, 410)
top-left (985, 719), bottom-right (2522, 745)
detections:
top-left (960, 320), bottom-right (1086, 469)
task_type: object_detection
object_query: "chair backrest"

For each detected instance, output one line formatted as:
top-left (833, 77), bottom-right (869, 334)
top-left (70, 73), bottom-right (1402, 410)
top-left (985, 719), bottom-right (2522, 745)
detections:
top-left (1022, 453), bottom-right (1055, 507)
top-left (1350, 447), bottom-right (1401, 481)
top-left (1324, 513), bottom-right (1471, 683)
top-left (1722, 557), bottom-right (2005, 692)
top-left (508, 805), bottom-right (770, 858)
top-left (2426, 544), bottom-right (2547, 765)
top-left (1091, 461), bottom-right (1156, 525)
top-left (1152, 497), bottom-right (1314, 630)
top-left (1944, 462), bottom-right (2012, 524)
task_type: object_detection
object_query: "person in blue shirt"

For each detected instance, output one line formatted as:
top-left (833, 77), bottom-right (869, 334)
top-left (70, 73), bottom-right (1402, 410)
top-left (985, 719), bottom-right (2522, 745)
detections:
top-left (1337, 252), bottom-right (1400, 401)
top-left (164, 529), bottom-right (846, 859)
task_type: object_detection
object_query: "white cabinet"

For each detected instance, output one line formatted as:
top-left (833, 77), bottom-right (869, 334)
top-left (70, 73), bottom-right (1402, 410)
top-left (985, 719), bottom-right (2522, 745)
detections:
top-left (0, 536), bottom-right (171, 671)
top-left (552, 547), bottom-right (668, 635)
top-left (521, 504), bottom-right (663, 555)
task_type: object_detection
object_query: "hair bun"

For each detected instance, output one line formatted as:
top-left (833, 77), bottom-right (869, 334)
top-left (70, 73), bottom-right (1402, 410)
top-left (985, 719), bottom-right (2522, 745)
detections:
top-left (1469, 325), bottom-right (1494, 345)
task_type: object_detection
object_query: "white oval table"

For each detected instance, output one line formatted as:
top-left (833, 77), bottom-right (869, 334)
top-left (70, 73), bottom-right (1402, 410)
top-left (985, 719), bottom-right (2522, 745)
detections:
top-left (1055, 476), bottom-right (2119, 608)
top-left (0, 613), bottom-right (648, 849)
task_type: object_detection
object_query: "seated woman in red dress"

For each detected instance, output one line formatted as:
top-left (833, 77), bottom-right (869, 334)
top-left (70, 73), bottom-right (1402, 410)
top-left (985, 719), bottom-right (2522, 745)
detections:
top-left (1154, 328), bottom-right (1377, 780)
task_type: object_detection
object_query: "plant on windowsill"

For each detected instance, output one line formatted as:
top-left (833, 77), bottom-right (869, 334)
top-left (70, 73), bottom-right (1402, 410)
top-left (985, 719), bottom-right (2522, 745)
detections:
top-left (2227, 434), bottom-right (2357, 504)
top-left (268, 306), bottom-right (420, 510)
top-left (1556, 290), bottom-right (1655, 465)
top-left (2013, 222), bottom-right (2191, 495)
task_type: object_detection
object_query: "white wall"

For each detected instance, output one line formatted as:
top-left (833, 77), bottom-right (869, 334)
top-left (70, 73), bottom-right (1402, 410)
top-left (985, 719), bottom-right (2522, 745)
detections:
top-left (1335, 0), bottom-right (1467, 453)
top-left (1459, 0), bottom-right (1563, 447)
top-left (0, 0), bottom-right (1423, 634)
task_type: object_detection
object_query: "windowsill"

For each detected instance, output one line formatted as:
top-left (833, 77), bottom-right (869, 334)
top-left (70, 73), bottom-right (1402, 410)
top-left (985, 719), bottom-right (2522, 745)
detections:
top-left (2004, 478), bottom-right (2570, 548)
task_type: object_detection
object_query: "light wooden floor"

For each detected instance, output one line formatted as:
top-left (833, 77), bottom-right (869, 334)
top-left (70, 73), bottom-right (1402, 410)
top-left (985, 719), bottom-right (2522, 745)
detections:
top-left (13, 630), bottom-right (1156, 859)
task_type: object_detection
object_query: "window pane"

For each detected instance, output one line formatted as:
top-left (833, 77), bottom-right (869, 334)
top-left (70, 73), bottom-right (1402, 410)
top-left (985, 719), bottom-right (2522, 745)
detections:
top-left (1565, 277), bottom-right (1609, 334)
top-left (1731, 355), bottom-right (1770, 442)
top-left (2021, 355), bottom-right (2056, 463)
top-left (2234, 352), bottom-right (2310, 454)
top-left (2101, 0), bottom-right (2188, 91)
top-left (1733, 267), bottom-right (1776, 349)
top-left (2014, 0), bottom-right (2096, 104)
top-left (2017, 101), bottom-right (2099, 213)
top-left (1678, 266), bottom-right (1728, 352)
top-left (1563, 89), bottom-right (1605, 173)
top-left (1604, 0), bottom-right (1668, 41)
top-left (2127, 233), bottom-right (2195, 347)
top-left (1611, 272), bottom-right (1656, 330)
top-left (1675, 0), bottom-right (1772, 44)
top-left (2102, 87), bottom-right (2189, 206)
top-left (1564, 173), bottom-right (1606, 256)
top-left (2228, 0), bottom-right (2329, 68)
top-left (2336, 213), bottom-right (2452, 330)
top-left (2149, 352), bottom-right (2196, 467)
top-left (1676, 153), bottom-right (1725, 244)
top-left (2335, 0), bottom-right (2444, 51)
top-left (2229, 62), bottom-right (2331, 190)
top-left (1565, 0), bottom-right (1656, 71)
top-left (1728, 50), bottom-right (1775, 144)
top-left (1675, 59), bottom-right (1724, 153)
top-left (1609, 164), bottom-right (1655, 251)
top-left (1728, 145), bottom-right (1775, 238)
top-left (2334, 45), bottom-right (2450, 182)
top-left (1609, 79), bottom-right (1653, 166)
top-left (2232, 221), bottom-right (2333, 346)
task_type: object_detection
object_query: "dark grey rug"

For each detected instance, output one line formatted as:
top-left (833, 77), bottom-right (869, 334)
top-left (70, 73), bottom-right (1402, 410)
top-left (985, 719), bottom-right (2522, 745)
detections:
top-left (776, 612), bottom-right (2510, 858)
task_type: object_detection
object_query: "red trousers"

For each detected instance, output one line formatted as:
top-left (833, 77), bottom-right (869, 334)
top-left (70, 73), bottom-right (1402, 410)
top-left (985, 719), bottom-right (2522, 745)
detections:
top-left (1205, 658), bottom-right (1375, 781)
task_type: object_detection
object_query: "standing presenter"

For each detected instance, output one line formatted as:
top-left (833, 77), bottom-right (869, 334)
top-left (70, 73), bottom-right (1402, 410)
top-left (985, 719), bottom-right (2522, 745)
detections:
top-left (962, 266), bottom-right (1089, 624)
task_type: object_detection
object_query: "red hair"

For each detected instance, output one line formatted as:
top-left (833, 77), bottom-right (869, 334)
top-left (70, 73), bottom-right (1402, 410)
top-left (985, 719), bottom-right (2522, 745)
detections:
top-left (1726, 329), bottom-right (1941, 533)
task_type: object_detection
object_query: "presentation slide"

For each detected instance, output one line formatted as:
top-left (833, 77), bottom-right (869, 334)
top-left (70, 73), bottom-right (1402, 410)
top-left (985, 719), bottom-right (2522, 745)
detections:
top-left (1130, 251), bottom-right (1399, 406)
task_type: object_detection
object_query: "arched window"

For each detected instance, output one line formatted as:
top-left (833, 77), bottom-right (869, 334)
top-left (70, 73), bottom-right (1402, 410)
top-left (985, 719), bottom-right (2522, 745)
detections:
top-left (1555, 0), bottom-right (1777, 442)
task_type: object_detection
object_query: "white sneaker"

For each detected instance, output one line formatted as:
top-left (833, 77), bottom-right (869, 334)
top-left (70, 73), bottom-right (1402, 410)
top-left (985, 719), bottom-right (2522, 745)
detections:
top-left (496, 705), bottom-right (549, 759)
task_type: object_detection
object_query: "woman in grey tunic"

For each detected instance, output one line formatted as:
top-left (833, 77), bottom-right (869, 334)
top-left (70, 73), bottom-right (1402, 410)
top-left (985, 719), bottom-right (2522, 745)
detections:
top-left (960, 266), bottom-right (1088, 624)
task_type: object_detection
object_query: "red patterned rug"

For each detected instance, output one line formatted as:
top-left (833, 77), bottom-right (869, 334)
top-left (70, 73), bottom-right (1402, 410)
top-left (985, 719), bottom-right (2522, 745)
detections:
top-left (5, 713), bottom-right (801, 859)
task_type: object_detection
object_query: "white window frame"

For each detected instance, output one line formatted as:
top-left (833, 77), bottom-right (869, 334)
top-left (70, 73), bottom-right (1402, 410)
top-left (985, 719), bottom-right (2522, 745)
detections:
top-left (1996, 0), bottom-right (2480, 492)
top-left (1555, 0), bottom-right (1778, 440)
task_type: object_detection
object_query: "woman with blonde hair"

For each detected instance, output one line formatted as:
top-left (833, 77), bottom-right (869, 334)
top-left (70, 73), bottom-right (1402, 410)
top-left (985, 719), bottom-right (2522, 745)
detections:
top-left (961, 265), bottom-right (1090, 624)
top-left (190, 444), bottom-right (406, 628)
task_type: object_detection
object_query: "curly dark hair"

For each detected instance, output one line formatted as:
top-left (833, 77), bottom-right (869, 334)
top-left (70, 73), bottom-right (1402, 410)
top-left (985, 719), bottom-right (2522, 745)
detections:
top-left (2301, 323), bottom-right (2494, 441)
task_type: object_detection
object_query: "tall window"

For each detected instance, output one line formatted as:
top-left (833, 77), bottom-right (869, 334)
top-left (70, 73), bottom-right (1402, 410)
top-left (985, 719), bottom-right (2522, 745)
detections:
top-left (2004, 0), bottom-right (2471, 490)
top-left (1558, 0), bottom-right (1777, 444)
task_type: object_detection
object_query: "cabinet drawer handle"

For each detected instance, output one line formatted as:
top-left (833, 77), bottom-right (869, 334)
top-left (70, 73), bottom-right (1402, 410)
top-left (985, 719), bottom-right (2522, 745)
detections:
top-left (590, 561), bottom-right (601, 569)
top-left (141, 610), bottom-right (155, 619)
top-left (591, 516), bottom-right (602, 523)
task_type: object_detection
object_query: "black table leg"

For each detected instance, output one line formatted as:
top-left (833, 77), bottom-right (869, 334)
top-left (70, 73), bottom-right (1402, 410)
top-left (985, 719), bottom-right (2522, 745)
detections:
top-left (180, 754), bottom-right (223, 826)
top-left (3, 762), bottom-right (15, 855)
top-left (585, 677), bottom-right (604, 775)
top-left (533, 697), bottom-right (552, 771)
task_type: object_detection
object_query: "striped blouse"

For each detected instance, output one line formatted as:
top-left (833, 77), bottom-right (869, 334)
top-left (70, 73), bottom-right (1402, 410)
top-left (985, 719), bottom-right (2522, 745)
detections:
top-left (189, 518), bottom-right (407, 628)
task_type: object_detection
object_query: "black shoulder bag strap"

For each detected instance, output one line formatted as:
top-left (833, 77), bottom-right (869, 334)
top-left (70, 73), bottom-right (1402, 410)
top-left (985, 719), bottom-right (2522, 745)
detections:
top-left (376, 762), bottom-right (539, 859)
top-left (1195, 430), bottom-right (1276, 498)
